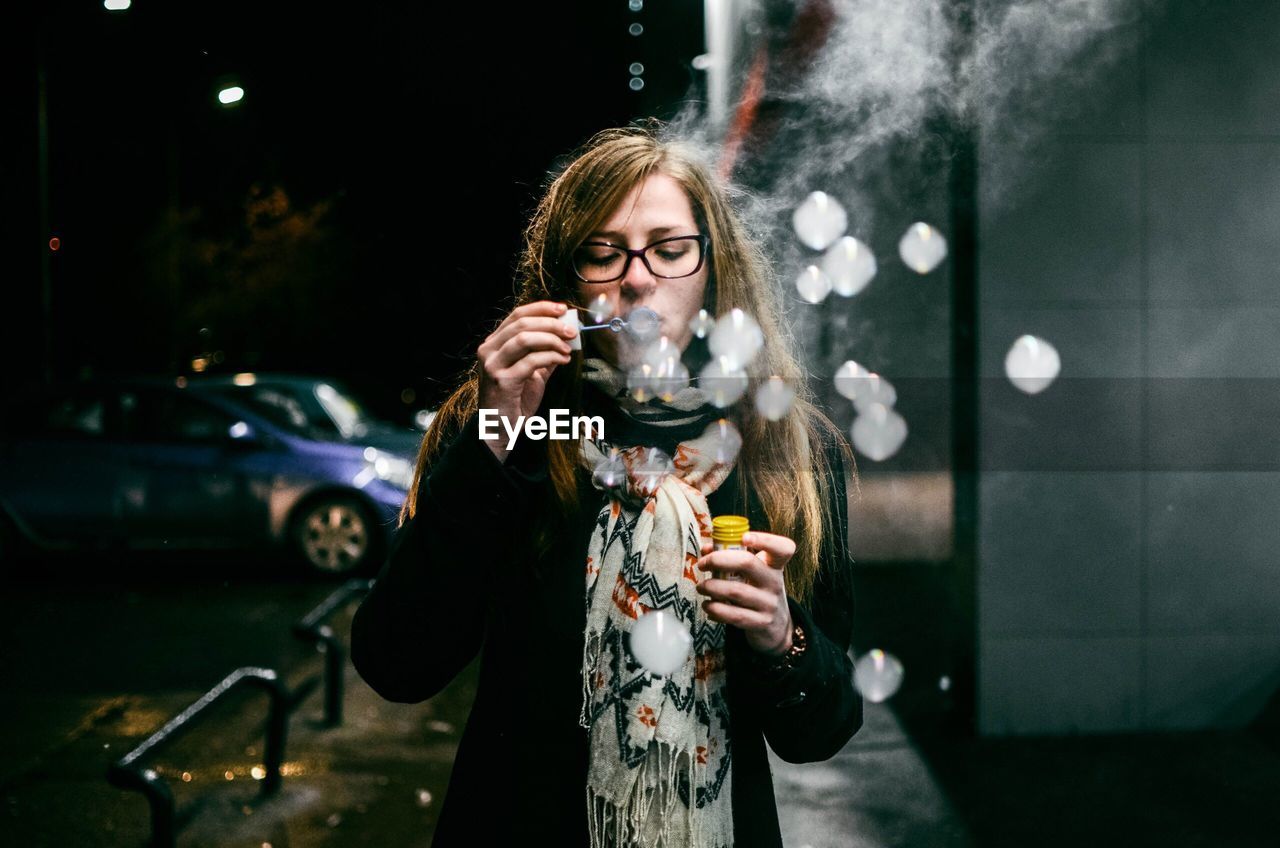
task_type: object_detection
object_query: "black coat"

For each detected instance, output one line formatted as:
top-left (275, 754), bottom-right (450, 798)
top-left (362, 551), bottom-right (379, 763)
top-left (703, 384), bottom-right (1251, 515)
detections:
top-left (351, 393), bottom-right (862, 846)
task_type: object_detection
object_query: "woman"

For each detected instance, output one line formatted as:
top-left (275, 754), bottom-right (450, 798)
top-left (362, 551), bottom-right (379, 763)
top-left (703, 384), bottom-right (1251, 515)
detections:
top-left (351, 125), bottom-right (862, 847)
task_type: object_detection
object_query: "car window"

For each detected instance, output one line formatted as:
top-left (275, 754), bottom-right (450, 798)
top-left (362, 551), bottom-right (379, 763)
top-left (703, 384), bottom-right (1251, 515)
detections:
top-left (225, 388), bottom-right (308, 431)
top-left (117, 389), bottom-right (237, 443)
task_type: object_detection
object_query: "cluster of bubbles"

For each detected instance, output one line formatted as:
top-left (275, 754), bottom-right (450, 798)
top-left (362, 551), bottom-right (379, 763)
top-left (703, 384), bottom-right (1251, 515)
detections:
top-left (836, 359), bottom-right (907, 462)
top-left (791, 191), bottom-right (947, 306)
top-left (596, 193), bottom-right (1059, 699)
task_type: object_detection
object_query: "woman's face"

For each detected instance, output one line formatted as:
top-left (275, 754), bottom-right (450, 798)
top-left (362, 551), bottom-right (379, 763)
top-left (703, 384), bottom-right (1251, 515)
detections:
top-left (573, 172), bottom-right (709, 369)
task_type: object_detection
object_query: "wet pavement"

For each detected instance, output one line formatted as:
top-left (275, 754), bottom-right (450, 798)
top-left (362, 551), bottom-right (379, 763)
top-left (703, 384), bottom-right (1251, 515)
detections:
top-left (3, 555), bottom-right (1279, 847)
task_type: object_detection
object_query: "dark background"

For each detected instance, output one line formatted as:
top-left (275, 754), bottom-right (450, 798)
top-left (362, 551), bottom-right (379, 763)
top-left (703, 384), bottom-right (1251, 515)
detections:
top-left (5, 0), bottom-right (706, 421)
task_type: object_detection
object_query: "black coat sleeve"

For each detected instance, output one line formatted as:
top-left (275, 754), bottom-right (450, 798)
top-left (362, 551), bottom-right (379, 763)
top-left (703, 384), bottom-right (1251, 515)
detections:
top-left (350, 409), bottom-right (537, 703)
top-left (729, 428), bottom-right (863, 763)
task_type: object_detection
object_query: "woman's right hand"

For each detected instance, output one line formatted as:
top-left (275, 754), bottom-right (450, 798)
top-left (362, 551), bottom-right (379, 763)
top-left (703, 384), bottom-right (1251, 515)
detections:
top-left (476, 300), bottom-right (579, 463)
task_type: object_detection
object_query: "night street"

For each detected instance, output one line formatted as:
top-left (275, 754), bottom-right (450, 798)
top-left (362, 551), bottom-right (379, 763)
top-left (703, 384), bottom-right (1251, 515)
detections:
top-left (0, 556), bottom-right (471, 847)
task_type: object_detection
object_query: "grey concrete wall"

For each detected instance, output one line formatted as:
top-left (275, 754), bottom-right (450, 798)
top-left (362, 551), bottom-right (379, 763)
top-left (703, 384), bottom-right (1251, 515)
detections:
top-left (977, 0), bottom-right (1280, 734)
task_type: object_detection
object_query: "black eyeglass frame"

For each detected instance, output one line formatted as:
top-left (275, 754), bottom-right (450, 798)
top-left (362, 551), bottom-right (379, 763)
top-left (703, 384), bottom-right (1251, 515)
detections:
top-left (570, 234), bottom-right (712, 284)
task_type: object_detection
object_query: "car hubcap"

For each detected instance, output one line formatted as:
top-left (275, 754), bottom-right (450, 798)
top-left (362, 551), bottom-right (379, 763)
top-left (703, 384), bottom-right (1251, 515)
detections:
top-left (302, 503), bottom-right (368, 572)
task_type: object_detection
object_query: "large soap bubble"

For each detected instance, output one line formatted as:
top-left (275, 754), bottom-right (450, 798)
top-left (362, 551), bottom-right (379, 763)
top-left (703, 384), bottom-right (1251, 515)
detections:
top-left (688, 308), bottom-right (715, 339)
top-left (1004, 334), bottom-right (1061, 395)
top-left (708, 308), bottom-right (764, 369)
top-left (699, 356), bottom-right (750, 408)
top-left (627, 363), bottom-right (659, 402)
top-left (853, 649), bottom-right (904, 703)
top-left (792, 191), bottom-right (848, 251)
top-left (850, 373), bottom-right (896, 414)
top-left (834, 360), bottom-right (871, 400)
top-left (796, 265), bottom-right (833, 304)
top-left (630, 610), bottom-right (693, 676)
top-left (850, 403), bottom-right (908, 461)
top-left (626, 337), bottom-right (690, 402)
top-left (633, 447), bottom-right (674, 496)
top-left (754, 376), bottom-right (795, 421)
top-left (822, 236), bottom-right (877, 296)
top-left (703, 418), bottom-right (743, 465)
top-left (898, 222), bottom-right (948, 274)
top-left (624, 306), bottom-right (662, 341)
top-left (591, 447), bottom-right (628, 492)
top-left (589, 293), bottom-right (613, 324)
top-left (651, 359), bottom-right (690, 401)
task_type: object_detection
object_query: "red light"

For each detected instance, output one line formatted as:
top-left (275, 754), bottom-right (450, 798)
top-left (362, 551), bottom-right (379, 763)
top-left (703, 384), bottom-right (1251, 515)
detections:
top-left (49, 237), bottom-right (61, 251)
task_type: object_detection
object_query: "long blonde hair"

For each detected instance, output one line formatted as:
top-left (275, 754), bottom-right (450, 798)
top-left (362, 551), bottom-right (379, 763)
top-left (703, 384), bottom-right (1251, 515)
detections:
top-left (399, 124), bottom-right (855, 606)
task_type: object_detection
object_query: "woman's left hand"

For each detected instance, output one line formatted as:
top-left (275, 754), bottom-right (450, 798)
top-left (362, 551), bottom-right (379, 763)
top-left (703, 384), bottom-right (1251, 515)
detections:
top-left (694, 531), bottom-right (796, 657)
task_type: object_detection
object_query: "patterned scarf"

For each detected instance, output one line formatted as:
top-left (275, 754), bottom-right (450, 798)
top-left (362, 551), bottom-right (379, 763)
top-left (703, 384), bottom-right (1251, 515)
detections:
top-left (576, 356), bottom-right (738, 848)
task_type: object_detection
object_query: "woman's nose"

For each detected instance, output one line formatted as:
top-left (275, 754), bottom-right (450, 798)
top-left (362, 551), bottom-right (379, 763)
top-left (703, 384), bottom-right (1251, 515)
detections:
top-left (620, 254), bottom-right (658, 295)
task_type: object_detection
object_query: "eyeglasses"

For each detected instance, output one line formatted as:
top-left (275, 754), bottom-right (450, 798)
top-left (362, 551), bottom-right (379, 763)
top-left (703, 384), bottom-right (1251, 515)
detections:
top-left (571, 234), bottom-right (710, 284)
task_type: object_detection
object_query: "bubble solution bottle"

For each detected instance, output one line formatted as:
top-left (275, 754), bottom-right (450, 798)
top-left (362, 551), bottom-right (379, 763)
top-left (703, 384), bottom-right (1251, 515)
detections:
top-left (711, 515), bottom-right (750, 582)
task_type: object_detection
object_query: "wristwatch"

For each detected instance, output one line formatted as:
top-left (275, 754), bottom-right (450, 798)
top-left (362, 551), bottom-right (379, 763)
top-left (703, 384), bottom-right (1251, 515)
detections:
top-left (760, 623), bottom-right (807, 674)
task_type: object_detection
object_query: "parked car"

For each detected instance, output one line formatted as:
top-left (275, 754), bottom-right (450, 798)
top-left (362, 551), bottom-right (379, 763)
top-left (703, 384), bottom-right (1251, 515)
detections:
top-left (0, 374), bottom-right (425, 576)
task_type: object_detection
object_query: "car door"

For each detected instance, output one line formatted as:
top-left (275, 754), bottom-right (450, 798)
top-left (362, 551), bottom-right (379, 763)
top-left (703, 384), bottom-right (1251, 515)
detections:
top-left (113, 386), bottom-right (264, 548)
top-left (0, 387), bottom-right (126, 545)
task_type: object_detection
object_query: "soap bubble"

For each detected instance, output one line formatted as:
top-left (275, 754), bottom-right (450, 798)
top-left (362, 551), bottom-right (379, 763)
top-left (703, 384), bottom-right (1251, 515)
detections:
top-left (626, 337), bottom-right (690, 401)
top-left (796, 265), bottom-right (833, 304)
top-left (630, 609), bottom-right (693, 676)
top-left (898, 222), bottom-right (948, 274)
top-left (589, 293), bottom-right (613, 324)
top-left (1004, 334), bottom-right (1061, 395)
top-left (707, 308), bottom-right (763, 369)
top-left (653, 361), bottom-right (691, 402)
top-left (639, 335), bottom-right (680, 369)
top-left (698, 356), bottom-right (750, 408)
top-left (792, 191), bottom-right (847, 251)
top-left (850, 373), bottom-right (897, 413)
top-left (633, 447), bottom-right (674, 496)
top-left (627, 363), bottom-right (658, 402)
top-left (850, 403), bottom-right (908, 461)
top-left (754, 376), bottom-right (795, 421)
top-left (833, 360), bottom-right (871, 402)
top-left (591, 448), bottom-right (628, 491)
top-left (702, 418), bottom-right (743, 465)
top-left (822, 236), bottom-right (877, 296)
top-left (688, 309), bottom-right (715, 339)
top-left (625, 306), bottom-right (661, 341)
top-left (853, 649), bottom-right (904, 703)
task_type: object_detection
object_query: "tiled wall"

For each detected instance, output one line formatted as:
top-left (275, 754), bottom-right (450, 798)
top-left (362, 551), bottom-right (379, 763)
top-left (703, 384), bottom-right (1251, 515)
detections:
top-left (977, 0), bottom-right (1280, 734)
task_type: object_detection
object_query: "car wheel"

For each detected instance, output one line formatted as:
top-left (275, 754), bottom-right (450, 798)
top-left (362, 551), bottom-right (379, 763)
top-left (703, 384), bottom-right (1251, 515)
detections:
top-left (291, 495), bottom-right (377, 577)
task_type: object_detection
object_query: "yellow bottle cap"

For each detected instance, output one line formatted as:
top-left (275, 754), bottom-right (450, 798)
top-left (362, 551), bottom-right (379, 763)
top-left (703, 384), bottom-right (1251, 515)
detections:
top-left (711, 514), bottom-right (750, 545)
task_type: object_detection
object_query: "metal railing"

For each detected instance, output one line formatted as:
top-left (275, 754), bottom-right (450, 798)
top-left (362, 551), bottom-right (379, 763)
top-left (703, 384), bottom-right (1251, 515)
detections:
top-left (106, 667), bottom-right (290, 848)
top-left (291, 578), bottom-right (374, 727)
top-left (106, 577), bottom-right (374, 848)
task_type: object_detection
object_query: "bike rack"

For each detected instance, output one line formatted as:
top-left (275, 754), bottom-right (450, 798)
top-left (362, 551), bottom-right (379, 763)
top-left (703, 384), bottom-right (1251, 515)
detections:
top-left (106, 667), bottom-right (290, 848)
top-left (105, 576), bottom-right (375, 847)
top-left (291, 578), bottom-right (374, 728)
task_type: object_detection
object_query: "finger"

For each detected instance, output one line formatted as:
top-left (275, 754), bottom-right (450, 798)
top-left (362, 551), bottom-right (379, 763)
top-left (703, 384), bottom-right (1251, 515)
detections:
top-left (488, 330), bottom-right (575, 373)
top-left (702, 600), bottom-right (771, 630)
top-left (695, 549), bottom-right (773, 585)
top-left (499, 349), bottom-right (572, 385)
top-left (695, 578), bottom-right (776, 613)
top-left (481, 317), bottom-right (577, 363)
top-left (741, 531), bottom-right (797, 570)
top-left (486, 301), bottom-right (567, 347)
